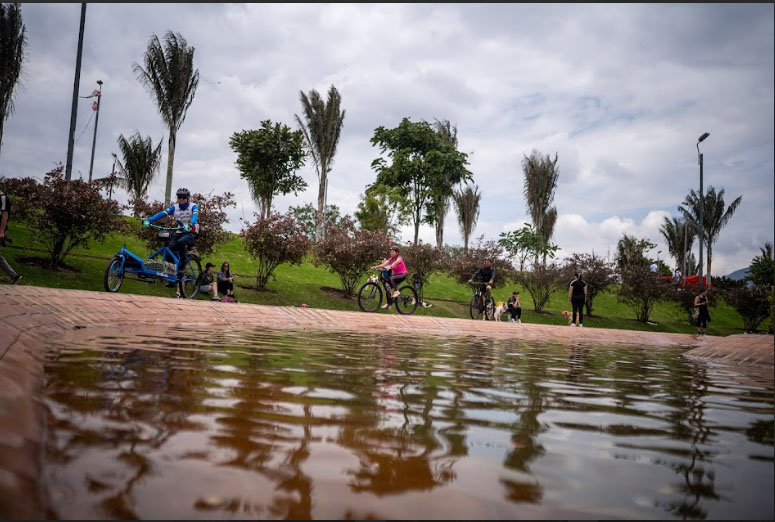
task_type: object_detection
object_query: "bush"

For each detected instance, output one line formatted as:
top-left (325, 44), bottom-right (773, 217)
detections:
top-left (401, 242), bottom-right (444, 302)
top-left (313, 216), bottom-right (391, 296)
top-left (668, 286), bottom-right (718, 326)
top-left (722, 285), bottom-right (772, 333)
top-left (514, 263), bottom-right (566, 312)
top-left (241, 212), bottom-right (311, 290)
top-left (2, 166), bottom-right (123, 268)
top-left (446, 237), bottom-right (513, 288)
top-left (617, 266), bottom-right (674, 323)
top-left (131, 192), bottom-right (236, 257)
top-left (564, 252), bottom-right (618, 316)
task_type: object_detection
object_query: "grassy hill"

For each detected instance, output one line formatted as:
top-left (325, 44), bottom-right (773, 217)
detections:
top-left (1, 219), bottom-right (748, 336)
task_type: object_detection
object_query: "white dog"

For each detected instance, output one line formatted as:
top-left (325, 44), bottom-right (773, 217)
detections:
top-left (492, 302), bottom-right (509, 322)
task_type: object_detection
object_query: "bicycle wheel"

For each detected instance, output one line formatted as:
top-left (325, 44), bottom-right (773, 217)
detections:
top-left (395, 285), bottom-right (418, 315)
top-left (357, 281), bottom-right (383, 312)
top-left (180, 254), bottom-right (202, 299)
top-left (470, 293), bottom-right (484, 320)
top-left (484, 296), bottom-right (496, 321)
top-left (103, 256), bottom-right (124, 293)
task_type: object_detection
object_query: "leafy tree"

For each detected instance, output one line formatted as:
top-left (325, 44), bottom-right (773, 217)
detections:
top-left (522, 150), bottom-right (559, 266)
top-left (451, 184), bottom-right (480, 252)
top-left (514, 262), bottom-right (566, 313)
top-left (659, 216), bottom-right (696, 275)
top-left (113, 132), bottom-right (162, 215)
top-left (446, 237), bottom-right (512, 289)
top-left (2, 166), bottom-right (122, 268)
top-left (288, 202), bottom-right (342, 242)
top-left (313, 216), bottom-right (391, 296)
top-left (722, 285), bottom-right (772, 333)
top-left (615, 233), bottom-right (656, 272)
top-left (229, 120), bottom-right (307, 219)
top-left (133, 31), bottom-right (199, 205)
top-left (427, 119), bottom-right (459, 249)
top-left (747, 242), bottom-right (774, 287)
top-left (354, 183), bottom-right (411, 235)
top-left (668, 286), bottom-right (718, 327)
top-left (132, 191), bottom-right (236, 257)
top-left (241, 212), bottom-right (311, 290)
top-left (679, 186), bottom-right (742, 281)
top-left (295, 85), bottom-right (345, 239)
top-left (0, 3), bottom-right (26, 166)
top-left (617, 265), bottom-right (673, 323)
top-left (498, 223), bottom-right (558, 272)
top-left (564, 252), bottom-right (617, 316)
top-left (370, 117), bottom-right (471, 245)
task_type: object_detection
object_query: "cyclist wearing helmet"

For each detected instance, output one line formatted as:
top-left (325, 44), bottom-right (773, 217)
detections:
top-left (371, 245), bottom-right (409, 306)
top-left (143, 188), bottom-right (199, 298)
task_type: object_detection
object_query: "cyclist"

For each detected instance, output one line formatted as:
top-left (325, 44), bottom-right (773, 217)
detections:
top-left (468, 258), bottom-right (496, 314)
top-left (371, 245), bottom-right (409, 308)
top-left (143, 188), bottom-right (199, 298)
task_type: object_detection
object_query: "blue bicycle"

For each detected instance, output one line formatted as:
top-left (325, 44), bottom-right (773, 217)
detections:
top-left (103, 224), bottom-right (202, 298)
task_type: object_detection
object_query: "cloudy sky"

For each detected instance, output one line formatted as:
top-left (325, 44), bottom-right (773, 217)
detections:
top-left (1, 3), bottom-right (773, 276)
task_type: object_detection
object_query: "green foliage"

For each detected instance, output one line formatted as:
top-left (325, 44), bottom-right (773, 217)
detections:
top-left (229, 120), bottom-right (307, 219)
top-left (514, 262), bottom-right (566, 312)
top-left (747, 242), bottom-right (774, 287)
top-left (659, 216), bottom-right (696, 273)
top-left (401, 242), bottom-right (444, 294)
top-left (241, 212), bottom-right (311, 290)
top-left (617, 265), bottom-right (673, 323)
top-left (451, 184), bottom-right (481, 251)
top-left (722, 285), bottom-right (772, 333)
top-left (522, 150), bottom-right (559, 265)
top-left (0, 2), bottom-right (26, 161)
top-left (354, 183), bottom-right (411, 234)
top-left (564, 252), bottom-right (617, 316)
top-left (446, 237), bottom-right (512, 289)
top-left (288, 203), bottom-right (342, 242)
top-left (114, 132), bottom-right (163, 209)
top-left (615, 233), bottom-right (656, 272)
top-left (498, 223), bottom-right (558, 272)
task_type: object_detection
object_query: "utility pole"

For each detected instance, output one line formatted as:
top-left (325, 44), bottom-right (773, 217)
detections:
top-left (65, 3), bottom-right (87, 181)
top-left (697, 132), bottom-right (709, 288)
top-left (88, 80), bottom-right (103, 182)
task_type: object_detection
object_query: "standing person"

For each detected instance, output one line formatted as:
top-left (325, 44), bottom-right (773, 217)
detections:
top-left (507, 290), bottom-right (522, 323)
top-left (567, 272), bottom-right (587, 327)
top-left (693, 289), bottom-right (711, 335)
top-left (143, 188), bottom-right (199, 298)
top-left (0, 188), bottom-right (21, 285)
top-left (371, 246), bottom-right (409, 309)
top-left (198, 262), bottom-right (219, 300)
top-left (217, 261), bottom-right (235, 298)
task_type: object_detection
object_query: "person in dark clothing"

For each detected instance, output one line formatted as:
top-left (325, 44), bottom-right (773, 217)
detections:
top-left (469, 258), bottom-right (496, 314)
top-left (507, 291), bottom-right (522, 323)
top-left (693, 289), bottom-right (711, 335)
top-left (217, 261), bottom-right (235, 298)
top-left (567, 272), bottom-right (587, 327)
top-left (0, 189), bottom-right (21, 285)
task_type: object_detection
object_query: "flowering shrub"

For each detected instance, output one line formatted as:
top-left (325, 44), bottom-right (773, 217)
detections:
top-left (721, 285), bottom-right (772, 333)
top-left (445, 238), bottom-right (512, 288)
top-left (241, 212), bottom-right (311, 290)
top-left (617, 265), bottom-right (674, 323)
top-left (131, 192), bottom-right (236, 257)
top-left (401, 242), bottom-right (443, 301)
top-left (313, 216), bottom-right (391, 296)
top-left (1, 166), bottom-right (122, 268)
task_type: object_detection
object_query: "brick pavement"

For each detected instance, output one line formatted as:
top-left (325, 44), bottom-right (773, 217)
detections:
top-left (0, 285), bottom-right (772, 518)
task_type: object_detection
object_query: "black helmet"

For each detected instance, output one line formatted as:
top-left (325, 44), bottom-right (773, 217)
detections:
top-left (390, 245), bottom-right (400, 253)
top-left (176, 187), bottom-right (190, 198)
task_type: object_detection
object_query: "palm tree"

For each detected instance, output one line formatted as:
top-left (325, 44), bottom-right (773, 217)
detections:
top-left (678, 186), bottom-right (742, 281)
top-left (133, 31), bottom-right (199, 205)
top-left (430, 119), bottom-right (458, 250)
top-left (0, 3), bottom-right (27, 166)
top-left (295, 85), bottom-right (345, 240)
top-left (114, 132), bottom-right (162, 216)
top-left (659, 216), bottom-right (696, 274)
top-left (522, 150), bottom-right (559, 266)
top-left (452, 184), bottom-right (480, 252)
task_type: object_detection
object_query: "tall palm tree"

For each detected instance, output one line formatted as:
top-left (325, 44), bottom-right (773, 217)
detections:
top-left (0, 3), bottom-right (27, 166)
top-left (430, 119), bottom-right (458, 250)
top-left (114, 132), bottom-right (162, 216)
top-left (678, 186), bottom-right (742, 281)
top-left (659, 216), bottom-right (696, 274)
top-left (452, 184), bottom-right (480, 252)
top-left (295, 85), bottom-right (345, 240)
top-left (133, 31), bottom-right (199, 205)
top-left (522, 150), bottom-right (559, 266)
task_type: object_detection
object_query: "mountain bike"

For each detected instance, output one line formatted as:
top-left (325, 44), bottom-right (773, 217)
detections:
top-left (103, 224), bottom-right (202, 298)
top-left (469, 281), bottom-right (496, 320)
top-left (357, 269), bottom-right (419, 315)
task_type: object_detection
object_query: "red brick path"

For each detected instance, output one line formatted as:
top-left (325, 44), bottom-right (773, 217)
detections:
top-left (0, 285), bottom-right (772, 518)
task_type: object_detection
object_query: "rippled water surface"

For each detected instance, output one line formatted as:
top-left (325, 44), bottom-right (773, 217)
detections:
top-left (42, 327), bottom-right (774, 519)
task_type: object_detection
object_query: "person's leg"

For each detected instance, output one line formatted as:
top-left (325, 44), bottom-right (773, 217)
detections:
top-left (210, 282), bottom-right (219, 299)
top-left (389, 274), bottom-right (404, 296)
top-left (571, 299), bottom-right (579, 326)
top-left (515, 307), bottom-right (522, 322)
top-left (576, 298), bottom-right (584, 326)
top-left (0, 249), bottom-right (19, 282)
top-left (508, 305), bottom-right (518, 320)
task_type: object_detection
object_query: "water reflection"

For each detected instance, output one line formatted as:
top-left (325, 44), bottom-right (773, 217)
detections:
top-left (42, 327), bottom-right (774, 520)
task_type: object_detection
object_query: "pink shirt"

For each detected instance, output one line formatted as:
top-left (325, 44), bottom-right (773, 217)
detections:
top-left (390, 256), bottom-right (408, 275)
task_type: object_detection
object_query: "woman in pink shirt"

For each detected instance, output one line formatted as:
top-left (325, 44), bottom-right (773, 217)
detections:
top-left (372, 245), bottom-right (409, 301)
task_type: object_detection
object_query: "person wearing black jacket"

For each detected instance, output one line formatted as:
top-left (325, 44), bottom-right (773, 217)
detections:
top-left (0, 189), bottom-right (21, 285)
top-left (567, 272), bottom-right (587, 327)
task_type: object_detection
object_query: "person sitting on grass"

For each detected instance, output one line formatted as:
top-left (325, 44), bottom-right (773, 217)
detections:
top-left (217, 261), bottom-right (235, 299)
top-left (507, 290), bottom-right (522, 323)
top-left (198, 262), bottom-right (220, 300)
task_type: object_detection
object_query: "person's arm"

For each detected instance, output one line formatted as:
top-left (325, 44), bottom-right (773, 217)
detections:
top-left (0, 211), bottom-right (8, 239)
top-left (146, 204), bottom-right (175, 224)
top-left (469, 268), bottom-right (481, 282)
top-left (584, 282), bottom-right (588, 298)
top-left (693, 296), bottom-right (700, 307)
top-left (189, 203), bottom-right (199, 225)
top-left (489, 268), bottom-right (495, 285)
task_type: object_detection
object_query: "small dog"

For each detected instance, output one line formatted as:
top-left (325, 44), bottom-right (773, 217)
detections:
top-left (493, 302), bottom-right (509, 322)
top-left (561, 310), bottom-right (573, 326)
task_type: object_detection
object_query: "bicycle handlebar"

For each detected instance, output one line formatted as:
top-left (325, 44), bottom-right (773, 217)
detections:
top-left (149, 224), bottom-right (183, 231)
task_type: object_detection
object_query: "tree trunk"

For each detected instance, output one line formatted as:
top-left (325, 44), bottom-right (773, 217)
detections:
top-left (0, 117), bottom-right (5, 168)
top-left (413, 203), bottom-right (421, 246)
top-left (164, 129), bottom-right (177, 206)
top-left (706, 244), bottom-right (713, 282)
top-left (463, 233), bottom-right (469, 253)
top-left (435, 198), bottom-right (447, 250)
top-left (316, 163), bottom-right (326, 240)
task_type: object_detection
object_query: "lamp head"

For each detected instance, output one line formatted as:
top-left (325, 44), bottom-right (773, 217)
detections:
top-left (97, 80), bottom-right (103, 86)
top-left (698, 132), bottom-right (709, 143)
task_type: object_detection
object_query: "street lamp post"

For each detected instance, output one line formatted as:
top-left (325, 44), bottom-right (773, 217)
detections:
top-left (65, 3), bottom-right (87, 181)
top-left (696, 132), bottom-right (709, 288)
top-left (88, 80), bottom-right (103, 182)
top-left (682, 218), bottom-right (700, 288)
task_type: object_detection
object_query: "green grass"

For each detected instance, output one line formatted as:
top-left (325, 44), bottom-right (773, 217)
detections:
top-left (1, 219), bottom-right (747, 336)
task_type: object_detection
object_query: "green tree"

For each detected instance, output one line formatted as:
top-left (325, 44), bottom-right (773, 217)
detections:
top-left (113, 132), bottom-right (162, 215)
top-left (617, 265), bottom-right (673, 323)
top-left (678, 186), bottom-right (742, 281)
top-left (370, 117), bottom-right (471, 245)
top-left (659, 216), bottom-right (696, 274)
top-left (229, 120), bottom-right (307, 219)
top-left (133, 31), bottom-right (199, 205)
top-left (428, 119), bottom-right (459, 249)
top-left (451, 184), bottom-right (480, 252)
top-left (564, 252), bottom-right (617, 316)
top-left (522, 150), bottom-right (559, 266)
top-left (288, 202), bottom-right (342, 241)
top-left (498, 223), bottom-right (557, 272)
top-left (747, 242), bottom-right (774, 287)
top-left (0, 3), bottom-right (26, 166)
top-left (354, 183), bottom-right (411, 234)
top-left (295, 85), bottom-right (345, 240)
top-left (615, 233), bottom-right (656, 272)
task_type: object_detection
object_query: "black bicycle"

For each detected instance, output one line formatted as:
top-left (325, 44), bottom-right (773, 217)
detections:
top-left (357, 269), bottom-right (419, 315)
top-left (469, 281), bottom-right (496, 320)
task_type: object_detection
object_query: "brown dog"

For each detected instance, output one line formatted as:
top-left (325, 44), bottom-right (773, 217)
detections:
top-left (561, 310), bottom-right (573, 326)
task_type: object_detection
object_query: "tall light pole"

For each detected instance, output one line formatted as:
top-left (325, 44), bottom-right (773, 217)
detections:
top-left (65, 3), bottom-right (87, 181)
top-left (88, 80), bottom-right (103, 182)
top-left (696, 132), bottom-right (709, 288)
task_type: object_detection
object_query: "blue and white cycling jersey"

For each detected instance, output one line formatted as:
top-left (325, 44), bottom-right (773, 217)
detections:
top-left (147, 202), bottom-right (200, 233)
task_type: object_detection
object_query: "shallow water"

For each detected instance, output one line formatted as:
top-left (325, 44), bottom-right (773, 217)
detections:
top-left (42, 327), bottom-right (774, 519)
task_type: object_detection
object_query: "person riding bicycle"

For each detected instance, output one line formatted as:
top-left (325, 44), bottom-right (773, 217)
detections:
top-left (143, 188), bottom-right (199, 298)
top-left (468, 258), bottom-right (496, 313)
top-left (371, 245), bottom-right (409, 308)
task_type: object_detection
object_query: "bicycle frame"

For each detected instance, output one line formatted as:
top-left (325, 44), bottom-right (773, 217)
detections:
top-left (112, 226), bottom-right (196, 285)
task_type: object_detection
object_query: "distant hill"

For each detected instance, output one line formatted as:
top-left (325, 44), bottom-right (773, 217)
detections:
top-left (727, 267), bottom-right (750, 281)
